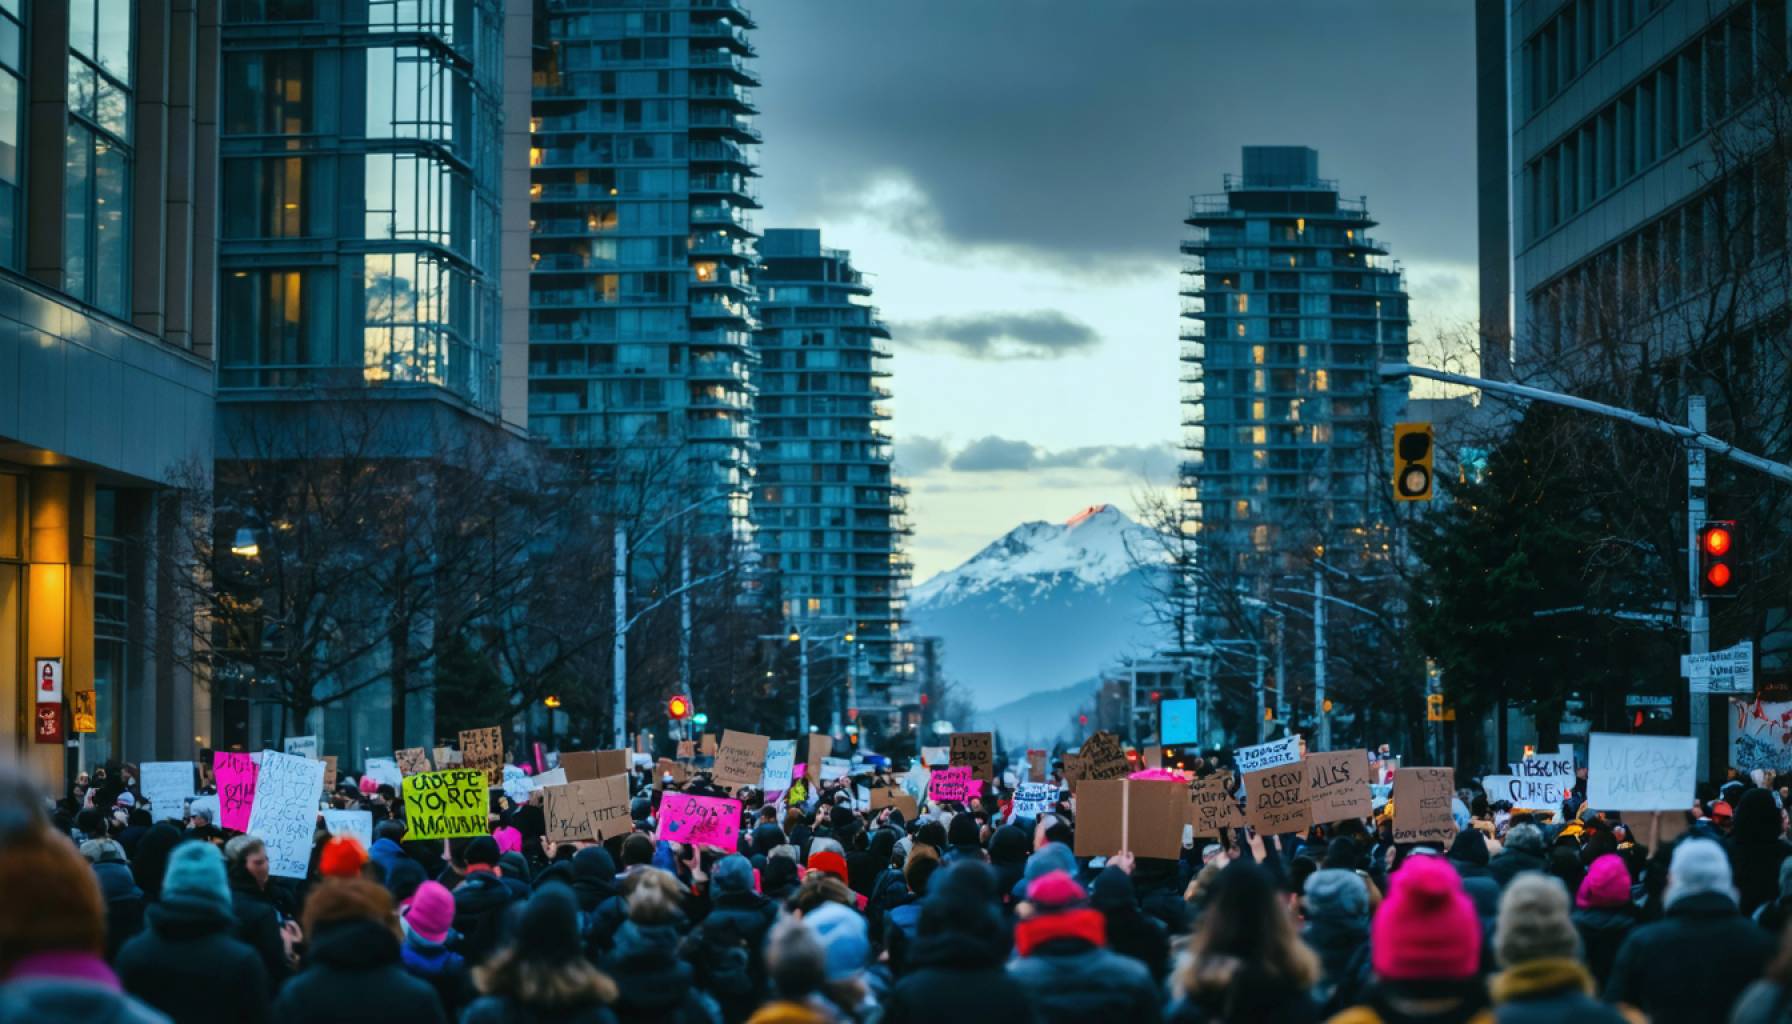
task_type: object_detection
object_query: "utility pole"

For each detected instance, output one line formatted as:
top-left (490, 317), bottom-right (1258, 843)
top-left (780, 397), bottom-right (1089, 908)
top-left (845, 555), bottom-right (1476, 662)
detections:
top-left (798, 632), bottom-right (810, 736)
top-left (1274, 618), bottom-right (1288, 729)
top-left (1255, 648), bottom-right (1267, 743)
top-left (678, 543), bottom-right (692, 699)
top-left (612, 526), bottom-right (628, 749)
top-left (1687, 396), bottom-right (1711, 780)
top-left (1314, 569), bottom-right (1330, 750)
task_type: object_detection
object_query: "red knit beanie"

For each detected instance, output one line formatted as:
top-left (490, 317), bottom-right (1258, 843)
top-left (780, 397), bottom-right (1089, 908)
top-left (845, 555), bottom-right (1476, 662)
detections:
top-left (319, 835), bottom-right (369, 879)
top-left (808, 850), bottom-right (849, 882)
top-left (1371, 855), bottom-right (1481, 981)
top-left (1576, 853), bottom-right (1632, 909)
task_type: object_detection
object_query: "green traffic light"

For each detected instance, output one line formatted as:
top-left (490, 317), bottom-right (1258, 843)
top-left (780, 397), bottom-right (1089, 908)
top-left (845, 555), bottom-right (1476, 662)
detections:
top-left (693, 712), bottom-right (710, 726)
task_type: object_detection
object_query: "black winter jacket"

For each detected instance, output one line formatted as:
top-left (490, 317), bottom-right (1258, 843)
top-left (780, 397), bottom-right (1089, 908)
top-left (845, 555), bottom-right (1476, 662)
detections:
top-left (452, 869), bottom-right (517, 966)
top-left (461, 994), bottom-right (619, 1024)
top-left (117, 896), bottom-right (270, 1024)
top-left (230, 882), bottom-right (290, 989)
top-left (885, 931), bottom-right (1040, 1024)
top-left (1006, 935), bottom-right (1162, 1024)
top-left (1604, 890), bottom-right (1774, 1024)
top-left (93, 859), bottom-right (146, 960)
top-left (1569, 905), bottom-right (1635, 989)
top-left (602, 919), bottom-right (721, 1024)
top-left (270, 918), bottom-right (446, 1024)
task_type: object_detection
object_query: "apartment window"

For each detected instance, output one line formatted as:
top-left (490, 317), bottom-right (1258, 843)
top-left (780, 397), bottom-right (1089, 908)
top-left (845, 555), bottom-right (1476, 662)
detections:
top-left (223, 51), bottom-right (312, 135)
top-left (66, 0), bottom-right (132, 315)
top-left (222, 156), bottom-right (316, 238)
top-left (219, 268), bottom-right (337, 385)
top-left (223, 0), bottom-right (315, 20)
top-left (0, 1), bottom-right (19, 268)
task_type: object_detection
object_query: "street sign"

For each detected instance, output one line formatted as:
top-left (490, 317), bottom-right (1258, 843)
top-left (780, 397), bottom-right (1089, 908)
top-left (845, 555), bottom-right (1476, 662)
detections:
top-left (1682, 640), bottom-right (1753, 694)
top-left (1624, 694), bottom-right (1674, 708)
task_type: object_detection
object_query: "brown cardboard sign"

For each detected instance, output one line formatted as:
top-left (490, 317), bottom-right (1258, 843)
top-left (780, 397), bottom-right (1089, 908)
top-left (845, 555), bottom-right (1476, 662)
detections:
top-left (322, 755), bottom-right (338, 793)
top-left (459, 727), bottom-right (505, 786)
top-left (560, 751), bottom-right (599, 782)
top-left (596, 749), bottom-right (631, 779)
top-left (1307, 749), bottom-right (1373, 823)
top-left (396, 748), bottom-right (432, 777)
top-left (1143, 745), bottom-right (1163, 770)
top-left (1026, 749), bottom-right (1048, 783)
top-left (433, 746), bottom-right (460, 767)
top-left (677, 740), bottom-right (696, 760)
top-left (1392, 767), bottom-right (1457, 845)
top-left (655, 758), bottom-right (690, 788)
top-left (1072, 778), bottom-right (1185, 860)
top-left (870, 787), bottom-right (918, 819)
top-left (1060, 753), bottom-right (1090, 791)
top-left (1244, 764), bottom-right (1311, 835)
top-left (949, 732), bottom-right (994, 784)
top-left (714, 730), bottom-right (769, 789)
top-left (543, 776), bottom-right (631, 843)
top-left (1080, 731), bottom-right (1130, 782)
top-left (701, 733), bottom-right (718, 756)
top-left (805, 734), bottom-right (830, 783)
top-left (1188, 774), bottom-right (1245, 835)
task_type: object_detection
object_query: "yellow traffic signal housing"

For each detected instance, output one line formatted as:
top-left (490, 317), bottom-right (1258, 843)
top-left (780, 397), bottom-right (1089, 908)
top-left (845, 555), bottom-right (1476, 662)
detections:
top-left (1393, 422), bottom-right (1434, 501)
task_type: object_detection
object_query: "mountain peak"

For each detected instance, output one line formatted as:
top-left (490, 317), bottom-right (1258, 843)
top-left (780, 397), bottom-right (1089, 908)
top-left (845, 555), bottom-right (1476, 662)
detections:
top-left (910, 504), bottom-right (1157, 609)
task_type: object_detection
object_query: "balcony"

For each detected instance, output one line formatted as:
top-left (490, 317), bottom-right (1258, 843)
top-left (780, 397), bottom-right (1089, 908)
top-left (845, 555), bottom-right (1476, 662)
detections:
top-left (690, 21), bottom-right (754, 51)
top-left (689, 50), bottom-right (760, 84)
top-left (689, 141), bottom-right (757, 169)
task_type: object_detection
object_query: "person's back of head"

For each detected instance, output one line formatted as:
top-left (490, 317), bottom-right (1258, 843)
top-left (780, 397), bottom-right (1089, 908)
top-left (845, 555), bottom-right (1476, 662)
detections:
top-left (1666, 836), bottom-right (1736, 908)
top-left (1494, 874), bottom-right (1579, 968)
top-left (902, 842), bottom-right (940, 896)
top-left (302, 876), bottom-right (398, 947)
top-left (622, 867), bottom-right (684, 925)
top-left (1188, 859), bottom-right (1318, 987)
top-left (475, 882), bottom-right (619, 1009)
top-left (0, 765), bottom-right (106, 975)
top-left (375, 819), bottom-right (406, 845)
top-left (764, 916), bottom-right (828, 1002)
top-left (619, 832), bottom-right (655, 868)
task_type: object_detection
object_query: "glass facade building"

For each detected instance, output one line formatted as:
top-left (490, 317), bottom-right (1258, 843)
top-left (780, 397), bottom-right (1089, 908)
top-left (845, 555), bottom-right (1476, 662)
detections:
top-left (754, 229), bottom-right (912, 719)
top-left (1181, 147), bottom-right (1411, 581)
top-left (528, 0), bottom-right (759, 515)
top-left (218, 0), bottom-right (505, 411)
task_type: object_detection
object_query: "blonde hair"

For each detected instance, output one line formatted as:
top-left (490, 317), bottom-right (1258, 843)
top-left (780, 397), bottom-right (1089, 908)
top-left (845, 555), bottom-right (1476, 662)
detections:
top-left (623, 867), bottom-right (685, 924)
top-left (791, 871), bottom-right (854, 914)
top-left (474, 947), bottom-right (617, 1009)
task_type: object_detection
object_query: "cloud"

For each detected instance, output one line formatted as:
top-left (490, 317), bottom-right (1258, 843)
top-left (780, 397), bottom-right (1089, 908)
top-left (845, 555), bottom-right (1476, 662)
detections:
top-left (931, 437), bottom-right (1179, 477)
top-left (892, 435), bottom-right (951, 475)
top-left (892, 310), bottom-right (1099, 361)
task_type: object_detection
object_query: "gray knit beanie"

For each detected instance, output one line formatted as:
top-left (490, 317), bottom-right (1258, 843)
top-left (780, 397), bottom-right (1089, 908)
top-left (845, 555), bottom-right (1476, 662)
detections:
top-left (1494, 873), bottom-right (1579, 966)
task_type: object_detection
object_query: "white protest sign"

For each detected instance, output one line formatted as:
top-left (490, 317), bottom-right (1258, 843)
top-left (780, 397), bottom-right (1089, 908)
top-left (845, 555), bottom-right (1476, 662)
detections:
top-left (533, 768), bottom-right (567, 789)
top-left (321, 809), bottom-right (373, 851)
top-left (1683, 640), bottom-right (1753, 694)
top-left (245, 750), bottom-right (326, 879)
top-left (820, 757), bottom-right (851, 782)
top-left (763, 740), bottom-right (797, 794)
top-left (283, 735), bottom-right (319, 760)
top-left (1586, 732), bottom-right (1697, 811)
top-left (1010, 781), bottom-right (1057, 820)
top-left (920, 746), bottom-right (948, 768)
top-left (1503, 750), bottom-right (1573, 806)
top-left (1234, 735), bottom-right (1301, 774)
top-left (1730, 699), bottom-right (1792, 773)
top-left (139, 761), bottom-right (195, 822)
top-left (502, 764), bottom-right (534, 804)
top-left (363, 758), bottom-right (403, 790)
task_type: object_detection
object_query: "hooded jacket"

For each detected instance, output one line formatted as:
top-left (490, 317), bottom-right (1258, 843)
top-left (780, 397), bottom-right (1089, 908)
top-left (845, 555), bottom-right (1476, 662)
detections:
top-left (93, 857), bottom-right (147, 960)
top-left (399, 919), bottom-right (475, 1018)
top-left (0, 952), bottom-right (168, 1024)
top-left (269, 918), bottom-right (447, 1024)
top-left (1006, 908), bottom-right (1163, 1024)
top-left (452, 867), bottom-right (517, 966)
top-left (1089, 866), bottom-right (1171, 982)
top-left (602, 918), bottom-right (722, 1024)
top-left (884, 930), bottom-right (1040, 1024)
top-left (117, 896), bottom-right (270, 1023)
top-left (1603, 890), bottom-right (1774, 1024)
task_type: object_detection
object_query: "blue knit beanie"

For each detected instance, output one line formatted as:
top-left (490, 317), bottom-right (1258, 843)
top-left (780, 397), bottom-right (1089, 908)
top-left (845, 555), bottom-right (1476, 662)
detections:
top-left (713, 853), bottom-right (755, 895)
top-left (162, 841), bottom-right (232, 911)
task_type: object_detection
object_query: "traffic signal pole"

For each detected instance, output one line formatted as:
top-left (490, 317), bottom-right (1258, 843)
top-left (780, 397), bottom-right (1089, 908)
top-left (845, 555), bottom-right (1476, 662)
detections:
top-left (1382, 365), bottom-right (1792, 781)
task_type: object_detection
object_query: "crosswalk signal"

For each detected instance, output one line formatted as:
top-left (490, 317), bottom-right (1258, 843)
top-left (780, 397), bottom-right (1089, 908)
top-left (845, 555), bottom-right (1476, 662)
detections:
top-left (1393, 423), bottom-right (1434, 501)
top-left (1699, 521), bottom-right (1741, 598)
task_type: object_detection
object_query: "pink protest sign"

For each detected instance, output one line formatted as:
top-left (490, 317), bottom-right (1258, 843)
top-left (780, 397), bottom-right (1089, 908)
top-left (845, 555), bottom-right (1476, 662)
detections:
top-left (657, 792), bottom-right (742, 852)
top-left (214, 751), bottom-right (259, 832)
top-left (927, 765), bottom-right (983, 805)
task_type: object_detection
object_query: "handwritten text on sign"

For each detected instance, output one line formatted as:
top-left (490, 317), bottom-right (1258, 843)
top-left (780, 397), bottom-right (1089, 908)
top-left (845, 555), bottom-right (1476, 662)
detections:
top-left (1010, 781), bottom-right (1057, 820)
top-left (214, 752), bottom-right (258, 832)
top-left (927, 764), bottom-right (982, 804)
top-left (1188, 775), bottom-right (1245, 834)
top-left (658, 792), bottom-right (742, 851)
top-left (1234, 735), bottom-right (1302, 774)
top-left (762, 740), bottom-right (796, 793)
top-left (403, 770), bottom-right (489, 840)
top-left (1586, 732), bottom-right (1697, 811)
top-left (1392, 767), bottom-right (1457, 844)
top-left (245, 751), bottom-right (326, 879)
top-left (950, 732), bottom-right (994, 783)
top-left (714, 730), bottom-right (769, 788)
top-left (459, 727), bottom-right (505, 786)
top-left (1244, 764), bottom-right (1311, 834)
top-left (1306, 749), bottom-right (1372, 823)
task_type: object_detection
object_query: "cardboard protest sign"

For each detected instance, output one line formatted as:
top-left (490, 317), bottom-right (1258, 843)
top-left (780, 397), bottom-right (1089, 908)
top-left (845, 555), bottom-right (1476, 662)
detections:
top-left (282, 735), bottom-right (319, 760)
top-left (870, 787), bottom-right (919, 819)
top-left (927, 764), bottom-right (981, 804)
top-left (459, 727), bottom-right (505, 786)
top-left (140, 761), bottom-right (194, 822)
top-left (1143, 745), bottom-right (1163, 770)
top-left (1188, 774), bottom-right (1245, 835)
top-left (762, 740), bottom-right (796, 793)
top-left (322, 809), bottom-right (373, 851)
top-left (1626, 809), bottom-right (1690, 850)
top-left (532, 768), bottom-right (567, 790)
top-left (1026, 749), bottom-right (1048, 783)
top-left (1060, 753), bottom-right (1089, 789)
top-left (656, 758), bottom-right (690, 787)
top-left (363, 757), bottom-right (403, 790)
top-left (805, 734), bottom-right (829, 781)
top-left (560, 751), bottom-right (599, 782)
top-left (701, 733), bottom-right (718, 756)
top-left (919, 745), bottom-right (948, 768)
top-left (214, 751), bottom-right (258, 832)
top-left (1506, 750), bottom-right (1573, 806)
top-left (597, 749), bottom-right (631, 779)
top-left (433, 746), bottom-right (457, 767)
top-left (246, 751), bottom-right (326, 879)
top-left (540, 775), bottom-right (630, 843)
top-left (1011, 781), bottom-right (1058, 820)
top-left (949, 732), bottom-right (994, 784)
top-left (403, 769), bottom-right (489, 840)
top-left (1244, 764), bottom-right (1310, 834)
top-left (1391, 767), bottom-right (1457, 844)
top-left (1731, 699), bottom-right (1792, 773)
top-left (820, 757), bottom-right (852, 782)
top-left (1234, 735), bottom-right (1302, 774)
top-left (1073, 778), bottom-right (1185, 860)
top-left (677, 740), bottom-right (696, 760)
top-left (1307, 749), bottom-right (1373, 823)
top-left (396, 747), bottom-right (432, 777)
top-left (1080, 731), bottom-right (1130, 782)
top-left (658, 792), bottom-right (742, 851)
top-left (714, 730), bottom-right (770, 789)
top-left (1586, 732), bottom-right (1697, 811)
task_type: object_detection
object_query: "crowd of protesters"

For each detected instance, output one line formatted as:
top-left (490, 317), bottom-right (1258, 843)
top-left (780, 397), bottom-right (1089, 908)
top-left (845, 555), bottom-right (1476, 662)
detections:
top-left (6, 750), bottom-right (1792, 1024)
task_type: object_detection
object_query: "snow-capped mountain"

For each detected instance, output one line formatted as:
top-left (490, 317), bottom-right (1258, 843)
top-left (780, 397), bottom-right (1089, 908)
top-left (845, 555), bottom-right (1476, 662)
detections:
top-left (909, 505), bottom-right (1168, 728)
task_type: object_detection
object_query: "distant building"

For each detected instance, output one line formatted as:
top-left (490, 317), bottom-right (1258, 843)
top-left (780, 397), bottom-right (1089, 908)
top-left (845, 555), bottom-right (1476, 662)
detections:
top-left (1180, 146), bottom-right (1412, 583)
top-left (1, 2), bottom-right (217, 789)
top-left (754, 229), bottom-right (913, 734)
top-left (528, 0), bottom-right (760, 527)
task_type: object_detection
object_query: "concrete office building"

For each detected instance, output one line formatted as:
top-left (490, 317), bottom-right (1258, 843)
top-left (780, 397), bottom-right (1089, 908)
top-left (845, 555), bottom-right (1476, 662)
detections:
top-left (1180, 147), bottom-right (1412, 584)
top-left (1, 1), bottom-right (218, 790)
top-left (753, 229), bottom-right (913, 733)
top-left (528, 0), bottom-right (759, 530)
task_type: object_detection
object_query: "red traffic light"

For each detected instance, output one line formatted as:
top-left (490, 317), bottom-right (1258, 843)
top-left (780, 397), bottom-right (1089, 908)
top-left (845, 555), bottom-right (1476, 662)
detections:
top-left (1698, 520), bottom-right (1741, 598)
top-left (1707, 563), bottom-right (1732, 589)
top-left (1702, 527), bottom-right (1732, 556)
top-left (667, 695), bottom-right (692, 720)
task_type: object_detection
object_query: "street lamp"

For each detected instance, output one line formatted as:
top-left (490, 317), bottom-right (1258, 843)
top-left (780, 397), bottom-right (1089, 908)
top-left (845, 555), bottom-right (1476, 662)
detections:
top-left (229, 527), bottom-right (259, 559)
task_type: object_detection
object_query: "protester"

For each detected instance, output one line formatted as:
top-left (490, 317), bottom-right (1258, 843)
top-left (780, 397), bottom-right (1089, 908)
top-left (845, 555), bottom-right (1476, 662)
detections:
top-left (81, 836), bottom-right (145, 959)
top-left (882, 861), bottom-right (1037, 1024)
top-left (226, 834), bottom-right (297, 986)
top-left (603, 867), bottom-right (722, 1023)
top-left (694, 853), bottom-right (780, 1021)
top-left (1091, 862), bottom-right (1172, 982)
top-left (1604, 836), bottom-right (1774, 1023)
top-left (1487, 824), bottom-right (1547, 888)
top-left (1007, 869), bottom-right (1163, 1023)
top-left (117, 841), bottom-right (270, 1023)
top-left (269, 877), bottom-right (447, 1024)
top-left (1569, 853), bottom-right (1635, 989)
top-left (462, 883), bottom-right (619, 1024)
top-left (1732, 908), bottom-right (1792, 1024)
top-left (1328, 854), bottom-right (1490, 1024)
top-left (1733, 788), bottom-right (1792, 917)
top-left (746, 917), bottom-right (839, 1024)
top-left (1486, 874), bottom-right (1627, 1022)
top-left (396, 880), bottom-right (475, 1016)
top-left (1300, 867), bottom-right (1372, 1014)
top-left (452, 835), bottom-right (516, 966)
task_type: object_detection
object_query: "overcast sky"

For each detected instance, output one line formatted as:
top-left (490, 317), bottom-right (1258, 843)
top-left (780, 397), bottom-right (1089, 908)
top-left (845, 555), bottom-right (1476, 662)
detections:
top-left (751, 1), bottom-right (1480, 579)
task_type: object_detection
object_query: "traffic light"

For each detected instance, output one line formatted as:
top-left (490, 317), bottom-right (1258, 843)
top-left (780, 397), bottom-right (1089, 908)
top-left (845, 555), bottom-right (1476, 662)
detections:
top-left (1393, 422), bottom-right (1434, 501)
top-left (1698, 520), bottom-right (1741, 598)
top-left (667, 694), bottom-right (693, 720)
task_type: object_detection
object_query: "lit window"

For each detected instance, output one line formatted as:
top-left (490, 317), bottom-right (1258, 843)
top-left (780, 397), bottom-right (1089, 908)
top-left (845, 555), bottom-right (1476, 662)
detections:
top-left (694, 261), bottom-right (716, 282)
top-left (1314, 370), bottom-right (1329, 391)
top-left (1251, 345), bottom-right (1265, 364)
top-left (1251, 401), bottom-right (1265, 420)
top-left (1233, 499), bottom-right (1250, 517)
top-left (1233, 293), bottom-right (1249, 314)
